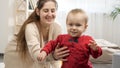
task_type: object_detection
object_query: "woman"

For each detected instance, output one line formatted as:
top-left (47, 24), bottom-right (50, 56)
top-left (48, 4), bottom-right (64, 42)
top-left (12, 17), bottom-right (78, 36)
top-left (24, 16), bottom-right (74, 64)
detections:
top-left (4, 0), bottom-right (69, 68)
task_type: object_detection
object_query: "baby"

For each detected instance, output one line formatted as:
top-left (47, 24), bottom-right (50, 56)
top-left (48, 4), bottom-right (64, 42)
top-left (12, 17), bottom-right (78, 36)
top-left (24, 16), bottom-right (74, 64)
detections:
top-left (37, 8), bottom-right (102, 68)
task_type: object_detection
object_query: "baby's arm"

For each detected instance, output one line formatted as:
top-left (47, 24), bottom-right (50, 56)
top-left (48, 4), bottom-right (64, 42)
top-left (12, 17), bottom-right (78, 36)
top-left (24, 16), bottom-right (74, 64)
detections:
top-left (37, 35), bottom-right (62, 61)
top-left (88, 40), bottom-right (98, 51)
top-left (37, 36), bottom-right (60, 61)
top-left (88, 40), bottom-right (102, 58)
top-left (37, 51), bottom-right (47, 61)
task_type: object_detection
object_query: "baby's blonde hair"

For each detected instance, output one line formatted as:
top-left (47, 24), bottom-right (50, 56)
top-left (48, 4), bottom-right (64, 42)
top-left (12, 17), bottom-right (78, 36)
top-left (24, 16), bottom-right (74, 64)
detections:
top-left (66, 8), bottom-right (88, 23)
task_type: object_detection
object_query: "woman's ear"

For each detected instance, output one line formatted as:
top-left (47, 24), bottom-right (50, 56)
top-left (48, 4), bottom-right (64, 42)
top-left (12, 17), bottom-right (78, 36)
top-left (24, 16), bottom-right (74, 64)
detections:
top-left (36, 8), bottom-right (40, 16)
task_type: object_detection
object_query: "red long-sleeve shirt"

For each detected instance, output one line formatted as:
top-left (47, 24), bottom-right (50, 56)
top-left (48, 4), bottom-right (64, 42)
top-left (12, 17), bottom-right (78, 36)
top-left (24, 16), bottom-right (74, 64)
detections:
top-left (42, 34), bottom-right (102, 68)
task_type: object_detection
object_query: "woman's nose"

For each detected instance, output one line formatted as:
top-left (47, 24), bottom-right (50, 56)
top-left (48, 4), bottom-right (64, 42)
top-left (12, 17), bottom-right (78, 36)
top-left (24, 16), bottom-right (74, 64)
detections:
top-left (47, 11), bottom-right (52, 16)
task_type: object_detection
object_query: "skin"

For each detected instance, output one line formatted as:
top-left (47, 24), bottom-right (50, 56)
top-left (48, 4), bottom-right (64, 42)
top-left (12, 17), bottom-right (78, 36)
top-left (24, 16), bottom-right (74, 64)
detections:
top-left (66, 13), bottom-right (88, 37)
top-left (36, 1), bottom-right (56, 27)
top-left (66, 13), bottom-right (98, 51)
top-left (53, 43), bottom-right (70, 61)
top-left (36, 1), bottom-right (57, 41)
top-left (36, 1), bottom-right (69, 61)
top-left (38, 12), bottom-right (98, 61)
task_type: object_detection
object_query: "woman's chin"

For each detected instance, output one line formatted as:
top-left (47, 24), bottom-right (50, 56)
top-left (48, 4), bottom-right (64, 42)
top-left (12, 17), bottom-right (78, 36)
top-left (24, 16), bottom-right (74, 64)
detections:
top-left (46, 21), bottom-right (53, 24)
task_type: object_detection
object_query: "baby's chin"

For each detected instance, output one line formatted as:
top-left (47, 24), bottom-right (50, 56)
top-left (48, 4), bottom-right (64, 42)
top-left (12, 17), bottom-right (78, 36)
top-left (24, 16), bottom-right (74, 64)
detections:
top-left (70, 34), bottom-right (79, 37)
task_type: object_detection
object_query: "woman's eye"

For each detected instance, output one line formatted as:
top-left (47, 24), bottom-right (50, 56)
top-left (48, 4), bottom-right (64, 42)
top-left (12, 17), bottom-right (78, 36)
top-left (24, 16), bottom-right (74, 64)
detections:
top-left (43, 9), bottom-right (48, 13)
top-left (51, 9), bottom-right (55, 13)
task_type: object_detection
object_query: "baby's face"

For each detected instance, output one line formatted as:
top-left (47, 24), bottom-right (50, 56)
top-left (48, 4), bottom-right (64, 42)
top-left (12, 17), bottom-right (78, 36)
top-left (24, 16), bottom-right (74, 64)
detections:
top-left (66, 13), bottom-right (87, 37)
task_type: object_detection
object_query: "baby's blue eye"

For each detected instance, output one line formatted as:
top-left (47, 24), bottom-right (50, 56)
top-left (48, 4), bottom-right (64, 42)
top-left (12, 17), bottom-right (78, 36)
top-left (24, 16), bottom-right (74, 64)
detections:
top-left (76, 24), bottom-right (81, 26)
top-left (69, 23), bottom-right (73, 26)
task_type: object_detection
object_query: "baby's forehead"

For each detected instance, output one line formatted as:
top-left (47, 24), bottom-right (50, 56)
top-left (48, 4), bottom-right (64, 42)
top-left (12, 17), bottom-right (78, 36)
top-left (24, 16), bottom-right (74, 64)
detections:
top-left (69, 12), bottom-right (86, 17)
top-left (68, 13), bottom-right (87, 20)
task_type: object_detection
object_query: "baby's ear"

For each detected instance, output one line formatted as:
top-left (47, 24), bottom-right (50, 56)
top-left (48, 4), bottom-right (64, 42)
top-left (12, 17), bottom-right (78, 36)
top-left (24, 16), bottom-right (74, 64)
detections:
top-left (85, 24), bottom-right (88, 29)
top-left (83, 24), bottom-right (88, 32)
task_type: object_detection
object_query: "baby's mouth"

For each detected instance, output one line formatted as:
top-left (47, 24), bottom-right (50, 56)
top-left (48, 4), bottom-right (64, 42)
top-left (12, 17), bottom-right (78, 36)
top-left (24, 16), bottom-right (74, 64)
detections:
top-left (71, 31), bottom-right (78, 34)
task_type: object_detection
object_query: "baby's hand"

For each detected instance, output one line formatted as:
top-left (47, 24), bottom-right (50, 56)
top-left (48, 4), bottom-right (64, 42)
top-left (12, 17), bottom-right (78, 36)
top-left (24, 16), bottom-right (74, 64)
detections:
top-left (88, 40), bottom-right (98, 51)
top-left (37, 51), bottom-right (47, 61)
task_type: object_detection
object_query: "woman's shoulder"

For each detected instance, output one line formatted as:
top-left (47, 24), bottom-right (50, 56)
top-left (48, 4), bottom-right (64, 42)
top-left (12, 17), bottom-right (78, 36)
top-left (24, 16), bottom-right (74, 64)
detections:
top-left (26, 22), bottom-right (36, 28)
top-left (25, 22), bottom-right (39, 34)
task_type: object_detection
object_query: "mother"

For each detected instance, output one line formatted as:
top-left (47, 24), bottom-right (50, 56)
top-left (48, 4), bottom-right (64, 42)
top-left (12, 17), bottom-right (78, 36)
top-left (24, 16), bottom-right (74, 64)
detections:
top-left (4, 0), bottom-right (69, 68)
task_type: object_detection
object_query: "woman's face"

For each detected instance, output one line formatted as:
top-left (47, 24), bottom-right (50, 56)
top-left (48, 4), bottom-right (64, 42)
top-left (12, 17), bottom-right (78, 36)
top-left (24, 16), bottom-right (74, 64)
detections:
top-left (38, 1), bottom-right (57, 26)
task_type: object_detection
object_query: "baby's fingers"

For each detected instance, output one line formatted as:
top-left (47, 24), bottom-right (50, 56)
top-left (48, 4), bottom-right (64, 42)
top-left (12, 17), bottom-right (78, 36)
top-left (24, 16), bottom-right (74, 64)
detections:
top-left (37, 55), bottom-right (42, 61)
top-left (89, 40), bottom-right (97, 45)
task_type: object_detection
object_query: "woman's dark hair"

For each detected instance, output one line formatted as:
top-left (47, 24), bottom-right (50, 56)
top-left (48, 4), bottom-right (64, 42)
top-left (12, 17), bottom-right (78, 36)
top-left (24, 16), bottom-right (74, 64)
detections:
top-left (37, 0), bottom-right (58, 10)
top-left (16, 0), bottom-right (58, 60)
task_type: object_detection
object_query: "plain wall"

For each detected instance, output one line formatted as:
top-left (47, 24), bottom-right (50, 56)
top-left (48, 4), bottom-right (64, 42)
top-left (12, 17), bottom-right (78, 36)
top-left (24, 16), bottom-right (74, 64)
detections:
top-left (0, 0), bottom-right (9, 53)
top-left (0, 0), bottom-right (15, 53)
top-left (0, 0), bottom-right (120, 53)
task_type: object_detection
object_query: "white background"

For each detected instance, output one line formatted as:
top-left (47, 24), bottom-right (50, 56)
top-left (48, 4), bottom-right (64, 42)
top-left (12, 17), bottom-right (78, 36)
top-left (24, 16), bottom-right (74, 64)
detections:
top-left (0, 0), bottom-right (120, 53)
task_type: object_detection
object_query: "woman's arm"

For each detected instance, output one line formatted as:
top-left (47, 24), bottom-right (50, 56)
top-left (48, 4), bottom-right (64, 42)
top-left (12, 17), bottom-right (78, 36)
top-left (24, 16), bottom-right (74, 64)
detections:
top-left (25, 23), bottom-right (41, 61)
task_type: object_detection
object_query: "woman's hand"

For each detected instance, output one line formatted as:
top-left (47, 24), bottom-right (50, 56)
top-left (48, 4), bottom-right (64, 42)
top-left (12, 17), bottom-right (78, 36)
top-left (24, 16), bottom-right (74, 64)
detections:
top-left (53, 43), bottom-right (70, 61)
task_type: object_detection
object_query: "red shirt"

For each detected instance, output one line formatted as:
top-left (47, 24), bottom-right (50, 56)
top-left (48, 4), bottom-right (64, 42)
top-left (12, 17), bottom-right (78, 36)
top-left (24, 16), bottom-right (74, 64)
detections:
top-left (42, 34), bottom-right (102, 68)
